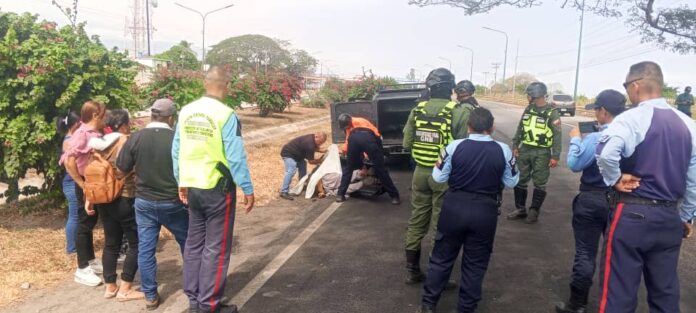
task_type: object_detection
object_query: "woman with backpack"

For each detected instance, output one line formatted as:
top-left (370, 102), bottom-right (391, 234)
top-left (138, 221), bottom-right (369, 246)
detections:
top-left (59, 100), bottom-right (107, 287)
top-left (87, 109), bottom-right (143, 301)
top-left (57, 111), bottom-right (82, 255)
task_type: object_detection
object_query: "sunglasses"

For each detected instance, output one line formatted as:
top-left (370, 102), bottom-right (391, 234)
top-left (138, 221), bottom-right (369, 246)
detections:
top-left (623, 77), bottom-right (643, 89)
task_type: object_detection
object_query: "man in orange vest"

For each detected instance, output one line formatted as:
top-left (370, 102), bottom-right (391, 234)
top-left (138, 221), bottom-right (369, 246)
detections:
top-left (336, 113), bottom-right (400, 204)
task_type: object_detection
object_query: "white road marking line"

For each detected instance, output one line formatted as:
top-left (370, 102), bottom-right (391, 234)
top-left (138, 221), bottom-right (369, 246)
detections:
top-left (231, 201), bottom-right (343, 309)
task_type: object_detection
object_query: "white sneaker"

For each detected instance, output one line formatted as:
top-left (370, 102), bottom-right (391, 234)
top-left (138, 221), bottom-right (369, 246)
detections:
top-left (74, 267), bottom-right (102, 287)
top-left (88, 259), bottom-right (103, 274)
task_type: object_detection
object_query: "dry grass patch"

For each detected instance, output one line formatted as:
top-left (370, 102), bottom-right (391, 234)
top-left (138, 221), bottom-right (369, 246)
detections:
top-left (237, 106), bottom-right (328, 132)
top-left (0, 210), bottom-right (105, 308)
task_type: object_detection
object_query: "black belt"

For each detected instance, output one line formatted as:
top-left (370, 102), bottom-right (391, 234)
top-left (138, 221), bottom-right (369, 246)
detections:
top-left (351, 128), bottom-right (375, 135)
top-left (579, 184), bottom-right (610, 192)
top-left (608, 191), bottom-right (679, 207)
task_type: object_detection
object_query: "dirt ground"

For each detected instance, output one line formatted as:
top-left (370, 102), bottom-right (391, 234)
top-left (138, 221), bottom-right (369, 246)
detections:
top-left (0, 111), bottom-right (330, 309)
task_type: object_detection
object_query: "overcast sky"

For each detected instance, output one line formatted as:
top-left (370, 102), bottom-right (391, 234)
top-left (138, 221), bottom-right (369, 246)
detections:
top-left (3, 0), bottom-right (694, 96)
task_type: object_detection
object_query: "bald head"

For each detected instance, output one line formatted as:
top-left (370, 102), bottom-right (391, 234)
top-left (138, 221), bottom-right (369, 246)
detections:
top-left (314, 132), bottom-right (327, 145)
top-left (627, 61), bottom-right (664, 93)
top-left (204, 66), bottom-right (231, 98)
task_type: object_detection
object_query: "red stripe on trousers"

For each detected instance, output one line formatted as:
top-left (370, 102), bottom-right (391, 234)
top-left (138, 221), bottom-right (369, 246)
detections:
top-left (210, 193), bottom-right (232, 312)
top-left (599, 202), bottom-right (625, 313)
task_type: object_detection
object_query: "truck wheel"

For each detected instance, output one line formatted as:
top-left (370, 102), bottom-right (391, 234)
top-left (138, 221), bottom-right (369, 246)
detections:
top-left (569, 110), bottom-right (576, 117)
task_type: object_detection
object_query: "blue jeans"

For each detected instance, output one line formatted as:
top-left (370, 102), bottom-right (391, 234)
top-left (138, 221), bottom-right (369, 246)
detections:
top-left (62, 175), bottom-right (79, 254)
top-left (280, 157), bottom-right (307, 193)
top-left (134, 198), bottom-right (189, 301)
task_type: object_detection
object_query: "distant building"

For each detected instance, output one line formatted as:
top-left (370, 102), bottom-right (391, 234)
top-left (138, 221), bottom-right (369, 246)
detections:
top-left (133, 57), bottom-right (168, 86)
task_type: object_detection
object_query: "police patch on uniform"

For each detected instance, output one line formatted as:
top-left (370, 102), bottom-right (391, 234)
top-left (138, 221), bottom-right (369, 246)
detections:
top-left (436, 148), bottom-right (448, 170)
top-left (599, 134), bottom-right (610, 143)
top-left (509, 156), bottom-right (518, 176)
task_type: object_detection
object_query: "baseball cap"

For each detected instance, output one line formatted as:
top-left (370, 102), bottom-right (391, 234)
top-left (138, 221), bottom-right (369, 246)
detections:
top-left (585, 89), bottom-right (626, 115)
top-left (150, 98), bottom-right (176, 117)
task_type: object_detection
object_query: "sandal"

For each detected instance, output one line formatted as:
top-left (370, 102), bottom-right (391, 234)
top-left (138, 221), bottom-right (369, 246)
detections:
top-left (117, 289), bottom-right (145, 302)
top-left (104, 285), bottom-right (119, 299)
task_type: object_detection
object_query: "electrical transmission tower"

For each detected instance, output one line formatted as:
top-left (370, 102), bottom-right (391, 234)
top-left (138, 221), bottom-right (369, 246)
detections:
top-left (124, 0), bottom-right (156, 59)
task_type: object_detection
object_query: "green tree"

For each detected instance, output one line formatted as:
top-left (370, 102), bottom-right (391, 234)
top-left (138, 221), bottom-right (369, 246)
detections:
top-left (663, 83), bottom-right (678, 100)
top-left (206, 34), bottom-right (292, 73)
top-left (0, 12), bottom-right (137, 202)
top-left (409, 0), bottom-right (696, 54)
top-left (286, 49), bottom-right (317, 76)
top-left (154, 41), bottom-right (200, 70)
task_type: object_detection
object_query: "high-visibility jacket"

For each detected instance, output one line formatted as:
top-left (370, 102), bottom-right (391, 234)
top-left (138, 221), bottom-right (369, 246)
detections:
top-left (177, 98), bottom-right (234, 189)
top-left (521, 107), bottom-right (554, 148)
top-left (411, 101), bottom-right (456, 167)
top-left (342, 117), bottom-right (380, 153)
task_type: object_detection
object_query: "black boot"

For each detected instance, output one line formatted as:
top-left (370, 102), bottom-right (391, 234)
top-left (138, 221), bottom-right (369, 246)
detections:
top-left (405, 249), bottom-right (426, 284)
top-left (507, 187), bottom-right (528, 220)
top-left (555, 285), bottom-right (588, 313)
top-left (525, 189), bottom-right (547, 224)
top-left (418, 304), bottom-right (436, 313)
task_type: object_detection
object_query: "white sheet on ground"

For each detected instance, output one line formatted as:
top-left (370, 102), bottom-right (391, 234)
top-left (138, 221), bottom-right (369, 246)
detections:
top-left (303, 144), bottom-right (342, 199)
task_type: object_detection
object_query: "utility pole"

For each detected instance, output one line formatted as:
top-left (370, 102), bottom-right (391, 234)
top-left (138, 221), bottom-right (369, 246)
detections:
top-left (175, 2), bottom-right (235, 71)
top-left (145, 0), bottom-right (151, 56)
top-left (483, 27), bottom-right (508, 86)
top-left (512, 40), bottom-right (520, 99)
top-left (457, 45), bottom-right (474, 81)
top-left (482, 71), bottom-right (490, 95)
top-left (573, 0), bottom-right (586, 101)
top-left (492, 63), bottom-right (501, 92)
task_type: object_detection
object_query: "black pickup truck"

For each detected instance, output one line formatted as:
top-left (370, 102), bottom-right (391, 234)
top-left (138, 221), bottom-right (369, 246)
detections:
top-left (330, 85), bottom-right (427, 156)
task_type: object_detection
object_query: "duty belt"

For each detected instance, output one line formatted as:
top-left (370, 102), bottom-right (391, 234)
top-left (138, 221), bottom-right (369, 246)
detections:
top-left (450, 189), bottom-right (498, 201)
top-left (607, 191), bottom-right (679, 208)
top-left (351, 128), bottom-right (376, 136)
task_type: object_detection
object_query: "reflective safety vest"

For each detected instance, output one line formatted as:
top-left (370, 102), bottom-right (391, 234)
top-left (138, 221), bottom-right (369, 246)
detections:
top-left (177, 97), bottom-right (234, 189)
top-left (521, 107), bottom-right (554, 148)
top-left (411, 101), bottom-right (457, 167)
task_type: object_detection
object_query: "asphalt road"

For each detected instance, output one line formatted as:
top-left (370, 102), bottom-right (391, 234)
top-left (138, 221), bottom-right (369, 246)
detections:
top-left (236, 100), bottom-right (696, 313)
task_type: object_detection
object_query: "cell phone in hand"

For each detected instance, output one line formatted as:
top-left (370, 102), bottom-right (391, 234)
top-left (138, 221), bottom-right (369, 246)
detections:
top-left (578, 121), bottom-right (600, 134)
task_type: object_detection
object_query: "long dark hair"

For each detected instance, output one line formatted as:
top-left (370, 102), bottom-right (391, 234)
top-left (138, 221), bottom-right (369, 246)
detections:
top-left (105, 109), bottom-right (130, 132)
top-left (56, 111), bottom-right (81, 135)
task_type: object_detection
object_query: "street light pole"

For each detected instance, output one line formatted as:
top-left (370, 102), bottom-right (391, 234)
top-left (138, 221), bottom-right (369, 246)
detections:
top-left (175, 2), bottom-right (234, 71)
top-left (457, 45), bottom-right (474, 81)
top-left (482, 27), bottom-right (508, 88)
top-left (573, 0), bottom-right (586, 101)
top-left (438, 57), bottom-right (452, 70)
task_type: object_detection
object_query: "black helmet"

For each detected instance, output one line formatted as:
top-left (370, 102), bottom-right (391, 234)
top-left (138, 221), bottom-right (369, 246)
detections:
top-left (338, 113), bottom-right (352, 129)
top-left (687, 86), bottom-right (692, 93)
top-left (526, 82), bottom-right (548, 98)
top-left (425, 68), bottom-right (455, 89)
top-left (455, 80), bottom-right (476, 94)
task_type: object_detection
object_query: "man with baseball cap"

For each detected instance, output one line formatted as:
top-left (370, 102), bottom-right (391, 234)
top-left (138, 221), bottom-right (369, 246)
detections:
top-left (117, 98), bottom-right (189, 310)
top-left (555, 90), bottom-right (626, 313)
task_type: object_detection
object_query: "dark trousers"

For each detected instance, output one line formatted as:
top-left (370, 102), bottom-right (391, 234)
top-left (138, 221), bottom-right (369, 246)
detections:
top-left (75, 183), bottom-right (98, 269)
top-left (423, 191), bottom-right (498, 313)
top-left (338, 131), bottom-right (399, 198)
top-left (183, 186), bottom-right (236, 313)
top-left (599, 203), bottom-right (683, 313)
top-left (96, 197), bottom-right (139, 283)
top-left (570, 191), bottom-right (610, 292)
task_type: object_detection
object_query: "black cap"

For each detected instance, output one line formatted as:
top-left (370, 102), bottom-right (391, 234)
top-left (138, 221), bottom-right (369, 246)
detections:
top-left (585, 89), bottom-right (626, 115)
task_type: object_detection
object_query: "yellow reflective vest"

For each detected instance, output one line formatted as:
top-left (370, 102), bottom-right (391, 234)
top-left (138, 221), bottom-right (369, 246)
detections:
top-left (411, 101), bottom-right (457, 167)
top-left (521, 107), bottom-right (554, 148)
top-left (177, 97), bottom-right (234, 189)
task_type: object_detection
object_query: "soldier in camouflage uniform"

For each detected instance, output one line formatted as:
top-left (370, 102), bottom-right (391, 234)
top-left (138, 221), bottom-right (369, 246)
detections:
top-left (507, 82), bottom-right (562, 224)
top-left (402, 68), bottom-right (473, 284)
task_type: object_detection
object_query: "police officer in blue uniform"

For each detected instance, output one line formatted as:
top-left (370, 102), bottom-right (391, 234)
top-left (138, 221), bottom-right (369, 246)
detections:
top-left (419, 107), bottom-right (519, 313)
top-left (555, 90), bottom-right (626, 313)
top-left (596, 61), bottom-right (696, 313)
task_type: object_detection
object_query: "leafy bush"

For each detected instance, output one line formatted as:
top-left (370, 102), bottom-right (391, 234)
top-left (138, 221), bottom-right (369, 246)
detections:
top-left (301, 94), bottom-right (327, 108)
top-left (0, 12), bottom-right (137, 202)
top-left (143, 67), bottom-right (205, 109)
top-left (247, 72), bottom-right (303, 117)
